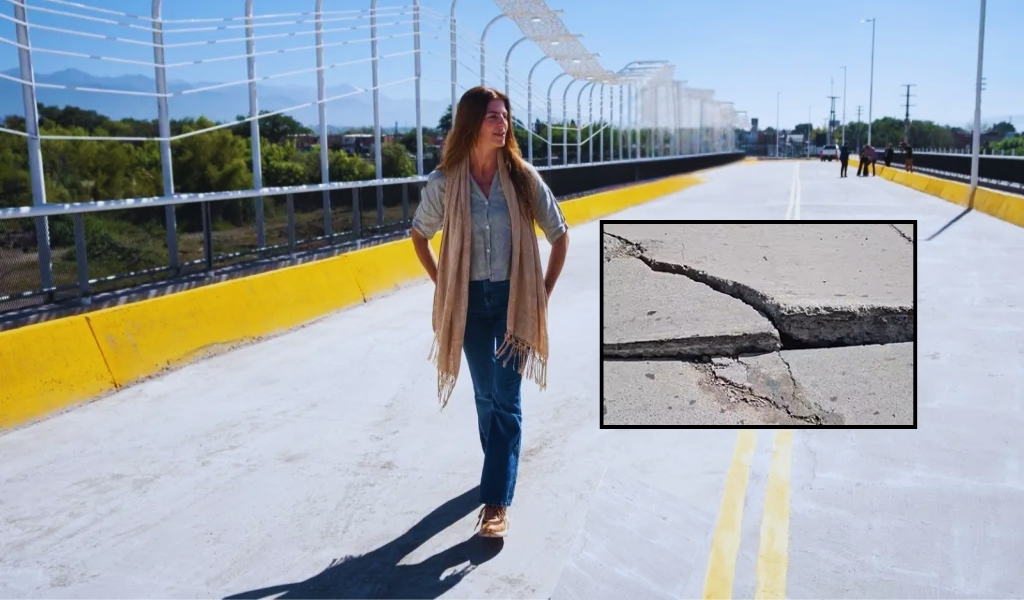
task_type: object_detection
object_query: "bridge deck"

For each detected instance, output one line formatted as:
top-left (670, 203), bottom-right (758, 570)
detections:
top-left (1, 160), bottom-right (1022, 598)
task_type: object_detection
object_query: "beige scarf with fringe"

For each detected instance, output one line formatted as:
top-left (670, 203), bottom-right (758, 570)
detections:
top-left (428, 156), bottom-right (548, 409)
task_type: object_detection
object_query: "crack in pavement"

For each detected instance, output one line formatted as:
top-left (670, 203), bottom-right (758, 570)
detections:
top-left (889, 224), bottom-right (914, 244)
top-left (602, 332), bottom-right (781, 360)
top-left (697, 359), bottom-right (822, 425)
top-left (604, 231), bottom-right (913, 349)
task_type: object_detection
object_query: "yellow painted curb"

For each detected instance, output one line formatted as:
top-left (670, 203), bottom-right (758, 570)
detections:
top-left (87, 253), bottom-right (365, 387)
top-left (0, 316), bottom-right (117, 429)
top-left (848, 157), bottom-right (1024, 228)
top-left (0, 169), bottom-right (711, 430)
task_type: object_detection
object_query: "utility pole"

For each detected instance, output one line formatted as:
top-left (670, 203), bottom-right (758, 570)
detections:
top-left (901, 84), bottom-right (916, 144)
top-left (807, 105), bottom-right (812, 157)
top-left (841, 66), bottom-right (847, 145)
top-left (775, 91), bottom-right (780, 158)
top-left (829, 77), bottom-right (834, 142)
top-left (827, 94), bottom-right (839, 144)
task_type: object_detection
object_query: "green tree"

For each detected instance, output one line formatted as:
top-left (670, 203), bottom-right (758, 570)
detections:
top-left (231, 111), bottom-right (313, 144)
top-left (381, 141), bottom-right (415, 178)
top-left (260, 139), bottom-right (307, 187)
top-left (988, 121), bottom-right (1016, 137)
top-left (438, 105), bottom-right (452, 133)
top-left (328, 150), bottom-right (376, 182)
top-left (171, 117), bottom-right (254, 230)
top-left (989, 136), bottom-right (1024, 156)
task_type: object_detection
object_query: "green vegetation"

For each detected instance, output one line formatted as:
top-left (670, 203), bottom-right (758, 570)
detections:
top-left (0, 105), bottom-right (431, 295)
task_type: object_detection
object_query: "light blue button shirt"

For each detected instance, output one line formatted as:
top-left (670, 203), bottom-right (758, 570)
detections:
top-left (411, 164), bottom-right (568, 282)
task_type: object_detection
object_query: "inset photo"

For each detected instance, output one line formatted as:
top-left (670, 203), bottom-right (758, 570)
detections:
top-left (600, 220), bottom-right (916, 428)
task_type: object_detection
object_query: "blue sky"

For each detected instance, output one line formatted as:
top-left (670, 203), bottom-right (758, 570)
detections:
top-left (3, 0), bottom-right (1021, 130)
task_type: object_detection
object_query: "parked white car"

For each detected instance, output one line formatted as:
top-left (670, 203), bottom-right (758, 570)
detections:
top-left (820, 144), bottom-right (839, 161)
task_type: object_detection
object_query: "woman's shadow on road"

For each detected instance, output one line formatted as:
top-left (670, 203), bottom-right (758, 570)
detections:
top-left (224, 486), bottom-right (502, 599)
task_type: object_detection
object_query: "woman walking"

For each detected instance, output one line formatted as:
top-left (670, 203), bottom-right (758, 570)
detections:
top-left (410, 86), bottom-right (570, 538)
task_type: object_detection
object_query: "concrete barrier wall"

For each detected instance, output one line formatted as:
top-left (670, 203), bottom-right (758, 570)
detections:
top-left (0, 171), bottom-right (706, 430)
top-left (849, 156), bottom-right (1024, 229)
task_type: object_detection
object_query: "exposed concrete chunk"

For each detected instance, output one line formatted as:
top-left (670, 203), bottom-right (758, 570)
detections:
top-left (711, 360), bottom-right (750, 390)
top-left (603, 332), bottom-right (781, 360)
top-left (603, 360), bottom-right (805, 426)
top-left (736, 353), bottom-right (843, 424)
top-left (602, 245), bottom-right (780, 358)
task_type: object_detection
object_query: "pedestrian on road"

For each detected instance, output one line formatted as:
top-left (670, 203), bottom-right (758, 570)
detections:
top-left (858, 143), bottom-right (876, 177)
top-left (902, 142), bottom-right (914, 172)
top-left (884, 143), bottom-right (894, 167)
top-left (839, 143), bottom-right (850, 177)
top-left (410, 86), bottom-right (570, 539)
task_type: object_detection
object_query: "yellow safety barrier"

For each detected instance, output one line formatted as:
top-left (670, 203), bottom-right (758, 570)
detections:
top-left (848, 156), bottom-right (1024, 228)
top-left (0, 316), bottom-right (117, 429)
top-left (0, 171), bottom-right (706, 430)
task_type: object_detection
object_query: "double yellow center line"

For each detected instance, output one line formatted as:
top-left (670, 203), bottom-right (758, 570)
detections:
top-left (702, 429), bottom-right (795, 600)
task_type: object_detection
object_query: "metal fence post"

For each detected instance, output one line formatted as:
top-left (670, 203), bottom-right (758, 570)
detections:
top-left (315, 0), bottom-right (332, 242)
top-left (245, 0), bottom-right (266, 251)
top-left (352, 188), bottom-right (361, 238)
top-left (13, 0), bottom-right (53, 291)
top-left (450, 0), bottom-right (459, 125)
top-left (72, 214), bottom-right (90, 303)
top-left (152, 0), bottom-right (179, 274)
top-left (370, 0), bottom-right (384, 223)
top-left (414, 0), bottom-right (423, 176)
top-left (601, 83), bottom-right (606, 162)
top-left (618, 85), bottom-right (624, 161)
top-left (402, 183), bottom-right (409, 221)
top-left (286, 193), bottom-right (296, 257)
top-left (588, 83), bottom-right (595, 163)
top-left (202, 202), bottom-right (213, 272)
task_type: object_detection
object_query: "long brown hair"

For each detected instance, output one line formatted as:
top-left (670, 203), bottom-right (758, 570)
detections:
top-left (438, 86), bottom-right (535, 223)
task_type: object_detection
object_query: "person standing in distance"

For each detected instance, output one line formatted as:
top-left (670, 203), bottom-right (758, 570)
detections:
top-left (839, 142), bottom-right (850, 177)
top-left (409, 86), bottom-right (570, 538)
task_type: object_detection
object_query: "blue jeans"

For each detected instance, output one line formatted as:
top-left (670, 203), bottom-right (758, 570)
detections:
top-left (463, 279), bottom-right (522, 507)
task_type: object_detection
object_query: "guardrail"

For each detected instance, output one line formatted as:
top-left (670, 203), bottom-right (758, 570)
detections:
top-left (0, 152), bottom-right (743, 321)
top-left (1, 0), bottom-right (744, 319)
top-left (887, 151), bottom-right (1023, 190)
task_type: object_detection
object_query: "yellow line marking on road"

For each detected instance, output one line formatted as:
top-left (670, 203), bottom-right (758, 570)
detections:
top-left (755, 429), bottom-right (795, 599)
top-left (703, 430), bottom-right (758, 599)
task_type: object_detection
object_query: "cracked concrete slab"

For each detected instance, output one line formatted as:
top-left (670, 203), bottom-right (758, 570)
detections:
top-left (603, 223), bottom-right (914, 347)
top-left (602, 360), bottom-right (806, 426)
top-left (602, 237), bottom-right (780, 359)
top-left (774, 342), bottom-right (915, 425)
top-left (603, 342), bottom-right (914, 426)
top-left (550, 469), bottom-right (715, 600)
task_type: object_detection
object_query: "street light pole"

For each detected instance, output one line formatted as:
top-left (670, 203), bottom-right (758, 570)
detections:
top-left (862, 18), bottom-right (875, 145)
top-left (504, 36), bottom-right (528, 98)
top-left (480, 14), bottom-right (507, 87)
top-left (969, 0), bottom-right (987, 207)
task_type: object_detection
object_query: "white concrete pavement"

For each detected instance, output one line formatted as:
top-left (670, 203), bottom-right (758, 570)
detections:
top-left (1, 159), bottom-right (1022, 598)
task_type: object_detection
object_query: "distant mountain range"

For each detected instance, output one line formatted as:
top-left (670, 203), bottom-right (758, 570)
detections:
top-left (0, 68), bottom-right (448, 130)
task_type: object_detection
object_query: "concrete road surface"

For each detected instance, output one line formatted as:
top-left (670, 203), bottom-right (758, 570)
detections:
top-left (1, 159), bottom-right (1022, 599)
